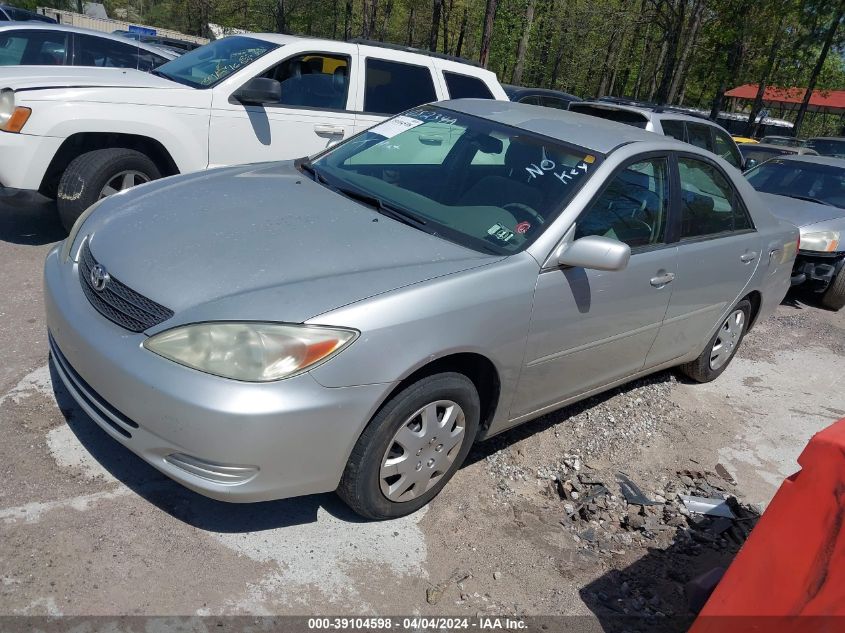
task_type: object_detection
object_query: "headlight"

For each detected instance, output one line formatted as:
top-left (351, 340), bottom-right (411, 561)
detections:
top-left (0, 89), bottom-right (30, 133)
top-left (799, 230), bottom-right (840, 253)
top-left (61, 198), bottom-right (105, 262)
top-left (143, 322), bottom-right (358, 382)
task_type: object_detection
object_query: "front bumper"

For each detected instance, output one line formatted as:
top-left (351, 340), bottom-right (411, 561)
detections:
top-left (791, 251), bottom-right (845, 292)
top-left (0, 131), bottom-right (63, 192)
top-left (44, 246), bottom-right (392, 502)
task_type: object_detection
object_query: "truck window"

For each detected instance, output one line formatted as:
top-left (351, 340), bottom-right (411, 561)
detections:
top-left (364, 58), bottom-right (437, 115)
top-left (443, 71), bottom-right (494, 100)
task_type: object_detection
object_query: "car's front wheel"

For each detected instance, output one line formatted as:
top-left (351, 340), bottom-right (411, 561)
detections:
top-left (821, 270), bottom-right (845, 311)
top-left (57, 148), bottom-right (161, 232)
top-left (679, 299), bottom-right (751, 383)
top-left (337, 372), bottom-right (480, 520)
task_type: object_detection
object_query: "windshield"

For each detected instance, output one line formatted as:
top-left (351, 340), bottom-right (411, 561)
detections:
top-left (311, 106), bottom-right (601, 254)
top-left (746, 159), bottom-right (845, 208)
top-left (805, 138), bottom-right (845, 158)
top-left (155, 36), bottom-right (278, 88)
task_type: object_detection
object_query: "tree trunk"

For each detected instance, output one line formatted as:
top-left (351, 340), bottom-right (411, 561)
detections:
top-left (441, 0), bottom-right (452, 54)
top-left (429, 0), bottom-right (442, 51)
top-left (655, 1), bottom-right (686, 104)
top-left (744, 11), bottom-right (787, 135)
top-left (511, 0), bottom-right (536, 85)
top-left (276, 0), bottom-right (287, 33)
top-left (379, 0), bottom-right (393, 40)
top-left (794, 0), bottom-right (845, 135)
top-left (344, 0), bottom-right (352, 40)
top-left (648, 38), bottom-right (668, 102)
top-left (332, 0), bottom-right (339, 39)
top-left (406, 5), bottom-right (415, 45)
top-left (668, 0), bottom-right (703, 103)
top-left (479, 0), bottom-right (498, 68)
top-left (454, 8), bottom-right (468, 57)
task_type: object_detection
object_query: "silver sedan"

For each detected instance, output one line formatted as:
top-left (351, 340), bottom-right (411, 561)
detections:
top-left (45, 101), bottom-right (798, 519)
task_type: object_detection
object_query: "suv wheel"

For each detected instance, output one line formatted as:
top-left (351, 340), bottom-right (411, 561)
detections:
top-left (337, 372), bottom-right (480, 520)
top-left (821, 270), bottom-right (845, 311)
top-left (57, 148), bottom-right (160, 231)
top-left (679, 299), bottom-right (751, 383)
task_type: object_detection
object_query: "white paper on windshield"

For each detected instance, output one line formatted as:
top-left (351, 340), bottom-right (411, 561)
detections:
top-left (370, 115), bottom-right (425, 139)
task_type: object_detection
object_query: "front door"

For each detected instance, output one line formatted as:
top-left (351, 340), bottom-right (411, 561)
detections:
top-left (647, 154), bottom-right (762, 366)
top-left (208, 45), bottom-right (358, 168)
top-left (511, 156), bottom-right (678, 421)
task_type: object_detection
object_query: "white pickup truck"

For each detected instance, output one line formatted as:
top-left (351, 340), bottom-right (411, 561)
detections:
top-left (0, 34), bottom-right (506, 228)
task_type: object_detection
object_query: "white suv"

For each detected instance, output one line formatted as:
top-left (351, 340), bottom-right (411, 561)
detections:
top-left (0, 34), bottom-right (506, 228)
top-left (569, 100), bottom-right (744, 171)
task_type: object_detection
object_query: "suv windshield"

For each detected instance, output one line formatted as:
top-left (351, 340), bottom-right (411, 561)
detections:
top-left (311, 106), bottom-right (601, 254)
top-left (746, 158), bottom-right (845, 208)
top-left (154, 36), bottom-right (277, 88)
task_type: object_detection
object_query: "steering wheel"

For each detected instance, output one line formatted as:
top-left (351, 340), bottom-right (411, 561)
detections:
top-left (503, 202), bottom-right (545, 227)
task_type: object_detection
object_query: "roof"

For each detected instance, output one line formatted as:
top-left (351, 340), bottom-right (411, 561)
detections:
top-left (573, 100), bottom-right (716, 126)
top-left (737, 143), bottom-right (818, 155)
top-left (726, 84), bottom-right (845, 113)
top-left (769, 154), bottom-right (845, 168)
top-left (502, 84), bottom-right (581, 101)
top-left (441, 99), bottom-right (675, 154)
top-left (0, 23), bottom-right (178, 57)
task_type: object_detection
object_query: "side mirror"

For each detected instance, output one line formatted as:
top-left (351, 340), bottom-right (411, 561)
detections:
top-left (744, 158), bottom-right (758, 171)
top-left (234, 77), bottom-right (281, 105)
top-left (558, 235), bottom-right (631, 271)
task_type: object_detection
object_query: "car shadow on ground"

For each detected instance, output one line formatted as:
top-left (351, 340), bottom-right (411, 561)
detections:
top-left (0, 196), bottom-right (66, 246)
top-left (49, 360), bottom-right (369, 533)
top-left (781, 287), bottom-right (835, 311)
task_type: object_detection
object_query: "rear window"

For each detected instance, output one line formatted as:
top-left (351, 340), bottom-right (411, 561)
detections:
top-left (364, 58), bottom-right (437, 115)
top-left (568, 104), bottom-right (649, 129)
top-left (661, 119), bottom-right (686, 141)
top-left (443, 71), bottom-right (494, 100)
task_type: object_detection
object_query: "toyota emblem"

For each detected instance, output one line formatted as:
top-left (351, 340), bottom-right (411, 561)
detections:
top-left (90, 264), bottom-right (110, 292)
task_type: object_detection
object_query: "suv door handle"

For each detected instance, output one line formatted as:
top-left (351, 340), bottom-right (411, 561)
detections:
top-left (314, 125), bottom-right (345, 137)
top-left (740, 252), bottom-right (758, 263)
top-left (650, 272), bottom-right (675, 287)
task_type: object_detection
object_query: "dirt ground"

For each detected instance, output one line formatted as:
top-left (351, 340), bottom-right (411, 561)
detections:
top-left (1, 196), bottom-right (843, 626)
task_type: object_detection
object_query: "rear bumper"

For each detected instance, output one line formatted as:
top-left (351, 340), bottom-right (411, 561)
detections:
top-left (44, 245), bottom-right (394, 502)
top-left (0, 131), bottom-right (63, 192)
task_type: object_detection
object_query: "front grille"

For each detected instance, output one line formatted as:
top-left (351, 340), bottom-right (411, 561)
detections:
top-left (49, 333), bottom-right (138, 438)
top-left (78, 240), bottom-right (173, 333)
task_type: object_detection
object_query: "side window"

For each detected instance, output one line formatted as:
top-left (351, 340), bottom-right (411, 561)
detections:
top-left (575, 158), bottom-right (670, 249)
top-left (364, 58), bottom-right (437, 115)
top-left (678, 157), bottom-right (753, 239)
top-left (541, 96), bottom-right (567, 109)
top-left (0, 31), bottom-right (67, 65)
top-left (443, 71), bottom-right (494, 99)
top-left (686, 123), bottom-right (715, 152)
top-left (74, 34), bottom-right (141, 69)
top-left (713, 129), bottom-right (742, 169)
top-left (518, 95), bottom-right (542, 105)
top-left (136, 50), bottom-right (169, 72)
top-left (661, 119), bottom-right (686, 142)
top-left (260, 53), bottom-right (350, 110)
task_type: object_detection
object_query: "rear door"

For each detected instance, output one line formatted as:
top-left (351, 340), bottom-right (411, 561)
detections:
top-left (647, 153), bottom-right (761, 366)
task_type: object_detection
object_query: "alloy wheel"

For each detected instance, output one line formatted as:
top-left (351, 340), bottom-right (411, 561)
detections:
top-left (99, 170), bottom-right (151, 199)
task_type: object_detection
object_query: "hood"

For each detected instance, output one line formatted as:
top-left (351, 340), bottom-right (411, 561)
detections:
top-left (2, 66), bottom-right (187, 92)
top-left (759, 191), bottom-right (845, 229)
top-left (81, 163), bottom-right (500, 327)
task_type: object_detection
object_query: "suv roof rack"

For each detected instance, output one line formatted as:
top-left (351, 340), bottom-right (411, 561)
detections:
top-left (596, 96), bottom-right (711, 120)
top-left (348, 38), bottom-right (481, 68)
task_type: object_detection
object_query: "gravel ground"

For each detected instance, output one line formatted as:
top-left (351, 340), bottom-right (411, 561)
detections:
top-left (1, 197), bottom-right (843, 627)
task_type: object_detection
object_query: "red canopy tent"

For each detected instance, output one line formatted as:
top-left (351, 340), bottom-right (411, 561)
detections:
top-left (726, 84), bottom-right (845, 133)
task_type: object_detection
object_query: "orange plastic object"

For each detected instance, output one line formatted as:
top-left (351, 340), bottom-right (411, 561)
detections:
top-left (691, 417), bottom-right (845, 633)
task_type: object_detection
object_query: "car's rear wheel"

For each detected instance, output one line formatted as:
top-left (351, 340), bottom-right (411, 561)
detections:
top-left (57, 148), bottom-right (160, 232)
top-left (679, 299), bottom-right (751, 383)
top-left (337, 372), bottom-right (480, 520)
top-left (821, 270), bottom-right (845, 311)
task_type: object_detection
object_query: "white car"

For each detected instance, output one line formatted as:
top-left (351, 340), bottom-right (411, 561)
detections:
top-left (0, 34), bottom-right (506, 228)
top-left (0, 23), bottom-right (176, 69)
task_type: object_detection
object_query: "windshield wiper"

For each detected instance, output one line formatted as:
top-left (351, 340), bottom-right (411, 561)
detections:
top-left (333, 185), bottom-right (428, 230)
top-left (782, 193), bottom-right (834, 206)
top-left (295, 157), bottom-right (330, 186)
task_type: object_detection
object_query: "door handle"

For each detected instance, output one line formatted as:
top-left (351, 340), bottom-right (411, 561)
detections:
top-left (314, 125), bottom-right (345, 137)
top-left (650, 272), bottom-right (675, 287)
top-left (740, 252), bottom-right (758, 263)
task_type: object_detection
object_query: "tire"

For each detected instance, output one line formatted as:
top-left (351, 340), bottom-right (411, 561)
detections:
top-left (821, 271), bottom-right (845, 311)
top-left (57, 148), bottom-right (161, 232)
top-left (679, 299), bottom-right (751, 383)
top-left (337, 372), bottom-right (480, 520)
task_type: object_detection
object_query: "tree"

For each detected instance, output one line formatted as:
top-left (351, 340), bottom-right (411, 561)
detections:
top-left (511, 0), bottom-right (535, 84)
top-left (479, 0), bottom-right (498, 68)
